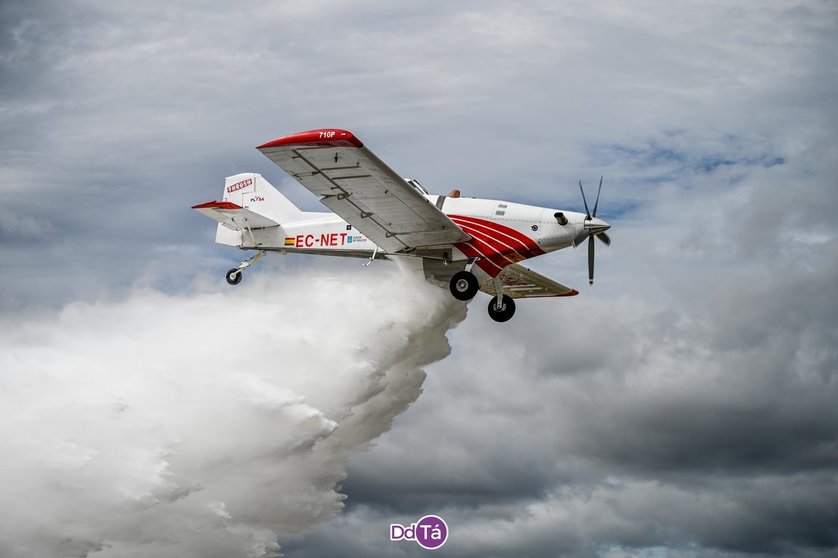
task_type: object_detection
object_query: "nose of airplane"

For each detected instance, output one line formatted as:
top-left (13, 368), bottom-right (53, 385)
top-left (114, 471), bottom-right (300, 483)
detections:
top-left (584, 217), bottom-right (611, 235)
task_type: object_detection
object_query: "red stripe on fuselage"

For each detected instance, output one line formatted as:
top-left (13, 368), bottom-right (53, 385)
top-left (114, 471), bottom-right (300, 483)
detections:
top-left (455, 241), bottom-right (504, 276)
top-left (449, 215), bottom-right (545, 257)
top-left (464, 234), bottom-right (518, 269)
top-left (451, 217), bottom-right (533, 256)
top-left (450, 215), bottom-right (547, 278)
top-left (454, 223), bottom-right (530, 262)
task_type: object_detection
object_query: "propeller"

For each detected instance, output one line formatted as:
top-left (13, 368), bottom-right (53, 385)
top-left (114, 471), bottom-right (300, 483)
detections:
top-left (578, 177), bottom-right (611, 285)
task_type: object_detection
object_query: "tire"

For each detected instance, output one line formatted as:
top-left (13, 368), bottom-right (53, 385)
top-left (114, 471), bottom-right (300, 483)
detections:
top-left (449, 271), bottom-right (479, 301)
top-left (487, 294), bottom-right (516, 322)
top-left (226, 268), bottom-right (243, 286)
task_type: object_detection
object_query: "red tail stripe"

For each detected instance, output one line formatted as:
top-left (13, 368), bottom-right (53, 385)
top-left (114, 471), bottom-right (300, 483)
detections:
top-left (192, 200), bottom-right (243, 210)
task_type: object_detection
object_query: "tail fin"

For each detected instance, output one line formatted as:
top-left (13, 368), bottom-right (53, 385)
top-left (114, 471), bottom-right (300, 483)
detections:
top-left (223, 172), bottom-right (302, 224)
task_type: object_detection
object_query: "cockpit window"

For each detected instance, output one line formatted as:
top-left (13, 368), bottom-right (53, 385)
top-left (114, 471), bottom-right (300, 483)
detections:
top-left (405, 178), bottom-right (429, 195)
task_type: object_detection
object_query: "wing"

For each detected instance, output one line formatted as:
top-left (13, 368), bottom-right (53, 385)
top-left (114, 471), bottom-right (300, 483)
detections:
top-left (480, 263), bottom-right (579, 298)
top-left (191, 200), bottom-right (280, 230)
top-left (257, 129), bottom-right (470, 253)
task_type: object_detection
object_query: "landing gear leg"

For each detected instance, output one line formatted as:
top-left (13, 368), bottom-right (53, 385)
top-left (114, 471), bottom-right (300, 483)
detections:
top-left (225, 250), bottom-right (266, 286)
top-left (364, 245), bottom-right (379, 267)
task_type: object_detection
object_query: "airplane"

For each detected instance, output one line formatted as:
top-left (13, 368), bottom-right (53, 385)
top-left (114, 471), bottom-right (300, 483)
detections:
top-left (192, 129), bottom-right (611, 323)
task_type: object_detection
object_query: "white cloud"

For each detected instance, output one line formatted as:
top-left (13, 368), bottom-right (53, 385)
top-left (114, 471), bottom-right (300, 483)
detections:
top-left (0, 267), bottom-right (465, 557)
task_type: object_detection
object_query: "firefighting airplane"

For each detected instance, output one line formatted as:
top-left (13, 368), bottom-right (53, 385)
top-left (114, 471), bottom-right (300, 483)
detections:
top-left (192, 129), bottom-right (611, 322)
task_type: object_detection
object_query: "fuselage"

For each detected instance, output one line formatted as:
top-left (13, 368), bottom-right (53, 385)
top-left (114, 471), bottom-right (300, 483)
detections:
top-left (231, 192), bottom-right (592, 283)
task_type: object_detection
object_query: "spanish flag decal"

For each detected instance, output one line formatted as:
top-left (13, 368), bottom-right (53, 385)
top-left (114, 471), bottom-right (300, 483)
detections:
top-left (284, 237), bottom-right (295, 246)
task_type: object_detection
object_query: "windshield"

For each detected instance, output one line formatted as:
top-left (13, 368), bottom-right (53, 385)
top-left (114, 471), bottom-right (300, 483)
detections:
top-left (405, 178), bottom-right (429, 195)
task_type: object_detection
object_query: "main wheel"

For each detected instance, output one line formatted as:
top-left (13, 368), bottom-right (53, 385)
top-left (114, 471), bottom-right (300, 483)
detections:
top-left (449, 271), bottom-right (479, 301)
top-left (226, 268), bottom-right (243, 286)
top-left (487, 295), bottom-right (516, 322)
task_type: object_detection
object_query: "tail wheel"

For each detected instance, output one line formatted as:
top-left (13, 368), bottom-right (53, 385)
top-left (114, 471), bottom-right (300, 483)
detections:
top-left (226, 269), bottom-right (243, 286)
top-left (487, 295), bottom-right (516, 322)
top-left (449, 271), bottom-right (479, 301)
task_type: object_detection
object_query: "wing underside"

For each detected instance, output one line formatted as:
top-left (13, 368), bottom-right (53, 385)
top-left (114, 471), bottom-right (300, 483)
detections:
top-left (257, 129), bottom-right (469, 253)
top-left (479, 263), bottom-right (578, 298)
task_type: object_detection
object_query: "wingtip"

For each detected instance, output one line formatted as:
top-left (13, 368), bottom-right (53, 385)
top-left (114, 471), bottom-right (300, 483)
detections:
top-left (191, 200), bottom-right (243, 210)
top-left (556, 288), bottom-right (580, 297)
top-left (256, 129), bottom-right (363, 150)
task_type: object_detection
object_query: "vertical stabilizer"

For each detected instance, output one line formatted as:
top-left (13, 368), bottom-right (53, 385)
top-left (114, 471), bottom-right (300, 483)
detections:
top-left (222, 173), bottom-right (302, 224)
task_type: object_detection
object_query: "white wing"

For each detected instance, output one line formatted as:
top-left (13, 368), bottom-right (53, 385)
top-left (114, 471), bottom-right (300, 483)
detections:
top-left (257, 129), bottom-right (469, 253)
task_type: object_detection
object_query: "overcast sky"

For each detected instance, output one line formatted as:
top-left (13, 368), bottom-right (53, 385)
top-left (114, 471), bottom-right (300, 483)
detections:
top-left (1, 1), bottom-right (837, 557)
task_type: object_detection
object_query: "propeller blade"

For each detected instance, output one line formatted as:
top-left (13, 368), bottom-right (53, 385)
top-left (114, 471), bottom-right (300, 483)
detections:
top-left (579, 180), bottom-right (591, 219)
top-left (577, 176), bottom-right (609, 286)
top-left (592, 176), bottom-right (603, 217)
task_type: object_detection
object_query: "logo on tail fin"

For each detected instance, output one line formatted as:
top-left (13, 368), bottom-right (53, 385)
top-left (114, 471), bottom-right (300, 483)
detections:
top-left (226, 178), bottom-right (253, 194)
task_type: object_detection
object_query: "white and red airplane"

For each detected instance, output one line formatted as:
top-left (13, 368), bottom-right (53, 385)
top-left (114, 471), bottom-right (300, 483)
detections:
top-left (192, 129), bottom-right (611, 322)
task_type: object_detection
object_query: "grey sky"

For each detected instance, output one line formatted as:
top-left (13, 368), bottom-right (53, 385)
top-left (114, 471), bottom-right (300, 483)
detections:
top-left (1, 1), bottom-right (837, 557)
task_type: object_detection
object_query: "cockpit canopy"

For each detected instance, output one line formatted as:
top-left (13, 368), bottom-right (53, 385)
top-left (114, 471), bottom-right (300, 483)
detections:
top-left (404, 178), bottom-right (429, 195)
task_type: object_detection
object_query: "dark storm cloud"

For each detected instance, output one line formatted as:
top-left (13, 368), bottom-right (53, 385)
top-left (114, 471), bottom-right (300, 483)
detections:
top-left (323, 148), bottom-right (838, 555)
top-left (289, 474), bottom-right (838, 558)
top-left (299, 3), bottom-right (838, 553)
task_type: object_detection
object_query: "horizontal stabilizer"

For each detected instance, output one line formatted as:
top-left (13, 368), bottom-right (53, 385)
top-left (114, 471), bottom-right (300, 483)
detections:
top-left (191, 201), bottom-right (280, 230)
